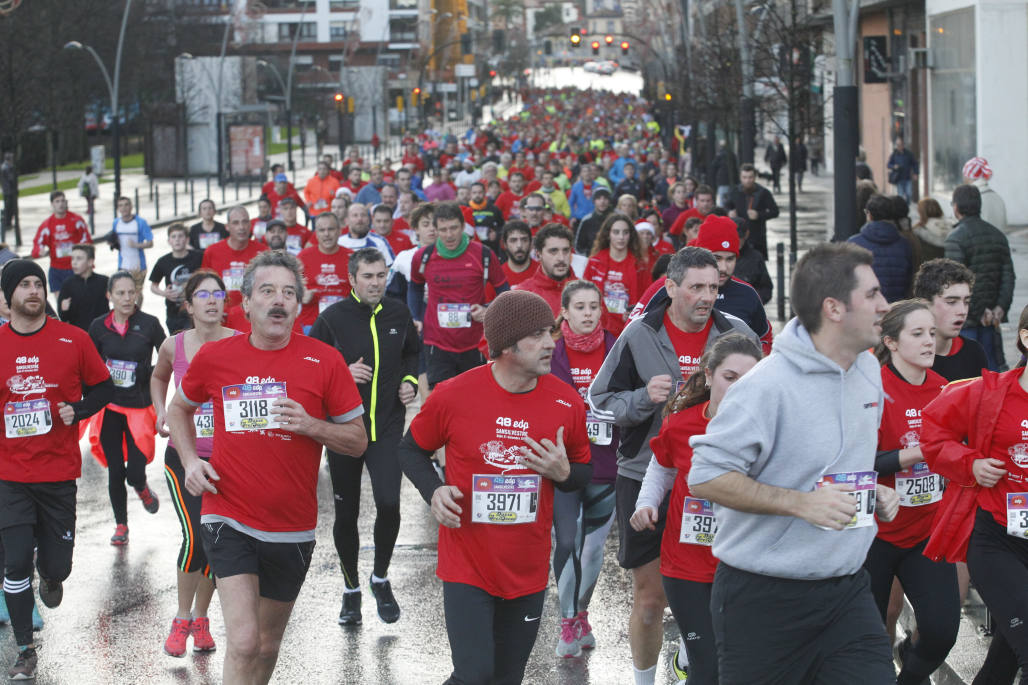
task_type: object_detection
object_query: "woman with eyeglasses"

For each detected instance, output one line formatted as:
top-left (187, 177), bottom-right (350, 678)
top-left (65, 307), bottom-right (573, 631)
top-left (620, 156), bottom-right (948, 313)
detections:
top-left (86, 270), bottom-right (166, 544)
top-left (150, 269), bottom-right (237, 658)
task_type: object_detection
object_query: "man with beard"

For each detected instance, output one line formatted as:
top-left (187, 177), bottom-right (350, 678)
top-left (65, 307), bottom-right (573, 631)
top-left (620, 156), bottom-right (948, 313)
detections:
top-left (500, 221), bottom-right (537, 287)
top-left (514, 224), bottom-right (574, 317)
top-left (467, 182), bottom-right (504, 245)
top-left (724, 163), bottom-right (779, 260)
top-left (495, 171), bottom-right (529, 221)
top-left (339, 204), bottom-right (393, 268)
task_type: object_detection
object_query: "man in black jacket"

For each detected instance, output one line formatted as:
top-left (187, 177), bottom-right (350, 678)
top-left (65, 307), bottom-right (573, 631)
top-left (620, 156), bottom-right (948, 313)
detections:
top-left (724, 164), bottom-right (780, 260)
top-left (57, 244), bottom-right (109, 331)
top-left (309, 247), bottom-right (421, 627)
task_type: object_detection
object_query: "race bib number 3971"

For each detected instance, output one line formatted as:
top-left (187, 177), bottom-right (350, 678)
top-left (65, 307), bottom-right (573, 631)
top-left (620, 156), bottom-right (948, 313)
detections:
top-left (816, 471), bottom-right (877, 529)
top-left (471, 474), bottom-right (540, 525)
top-left (221, 382), bottom-right (286, 432)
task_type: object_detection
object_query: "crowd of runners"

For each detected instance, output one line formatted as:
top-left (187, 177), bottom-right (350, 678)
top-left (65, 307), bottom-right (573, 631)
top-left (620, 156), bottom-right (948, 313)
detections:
top-left (0, 84), bottom-right (1024, 685)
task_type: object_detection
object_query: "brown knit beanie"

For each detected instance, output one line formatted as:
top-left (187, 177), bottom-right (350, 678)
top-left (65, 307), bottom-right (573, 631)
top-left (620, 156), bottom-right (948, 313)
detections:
top-left (484, 290), bottom-right (557, 358)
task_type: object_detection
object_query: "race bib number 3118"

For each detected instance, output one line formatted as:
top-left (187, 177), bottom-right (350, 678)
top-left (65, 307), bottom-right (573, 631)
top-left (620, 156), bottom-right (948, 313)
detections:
top-left (221, 382), bottom-right (286, 432)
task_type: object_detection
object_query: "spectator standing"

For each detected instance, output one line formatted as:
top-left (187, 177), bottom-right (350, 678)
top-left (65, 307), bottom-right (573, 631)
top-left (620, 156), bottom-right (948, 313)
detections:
top-left (962, 156), bottom-right (1007, 234)
top-left (887, 137), bottom-right (918, 203)
top-left (848, 194), bottom-right (913, 303)
top-left (764, 136), bottom-right (787, 193)
top-left (78, 166), bottom-right (100, 233)
top-left (724, 163), bottom-right (779, 260)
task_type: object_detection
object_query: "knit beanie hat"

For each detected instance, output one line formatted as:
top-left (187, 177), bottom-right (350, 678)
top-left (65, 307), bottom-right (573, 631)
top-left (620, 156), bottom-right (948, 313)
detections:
top-left (691, 215), bottom-right (740, 256)
top-left (1, 259), bottom-right (46, 305)
top-left (484, 290), bottom-right (556, 358)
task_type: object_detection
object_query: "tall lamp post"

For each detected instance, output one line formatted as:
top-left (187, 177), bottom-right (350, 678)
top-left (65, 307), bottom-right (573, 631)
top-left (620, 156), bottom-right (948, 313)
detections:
top-left (257, 60), bottom-right (293, 172)
top-left (63, 0), bottom-right (133, 205)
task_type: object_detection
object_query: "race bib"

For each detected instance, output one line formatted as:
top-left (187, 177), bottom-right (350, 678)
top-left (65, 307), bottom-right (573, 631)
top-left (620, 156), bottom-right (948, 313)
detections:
top-left (4, 400), bottom-right (52, 438)
top-left (679, 496), bottom-right (717, 546)
top-left (585, 413), bottom-right (613, 446)
top-left (816, 471), bottom-right (877, 529)
top-left (437, 303), bottom-right (472, 328)
top-left (1006, 493), bottom-right (1028, 539)
top-left (56, 242), bottom-right (74, 258)
top-left (199, 232), bottom-right (221, 249)
top-left (223, 267), bottom-right (244, 292)
top-left (471, 474), bottom-right (540, 525)
top-left (107, 359), bottom-right (138, 388)
top-left (319, 295), bottom-right (343, 313)
top-left (221, 382), bottom-right (286, 432)
top-left (896, 462), bottom-right (943, 507)
top-left (604, 283), bottom-right (629, 314)
top-left (286, 234), bottom-right (303, 255)
top-left (193, 402), bottom-right (215, 439)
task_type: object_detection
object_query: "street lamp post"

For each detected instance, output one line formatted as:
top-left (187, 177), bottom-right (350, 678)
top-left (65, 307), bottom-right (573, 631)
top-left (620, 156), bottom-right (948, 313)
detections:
top-left (63, 0), bottom-right (133, 206)
top-left (257, 60), bottom-right (293, 173)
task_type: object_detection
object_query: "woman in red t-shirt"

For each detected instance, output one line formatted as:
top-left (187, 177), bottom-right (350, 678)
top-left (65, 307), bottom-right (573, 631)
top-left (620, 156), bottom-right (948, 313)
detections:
top-left (583, 213), bottom-right (647, 336)
top-left (630, 333), bottom-right (761, 684)
top-left (865, 300), bottom-right (957, 683)
top-left (921, 303), bottom-right (1028, 683)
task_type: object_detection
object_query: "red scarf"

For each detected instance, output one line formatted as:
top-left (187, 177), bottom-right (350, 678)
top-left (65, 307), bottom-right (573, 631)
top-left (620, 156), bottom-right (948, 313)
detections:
top-left (561, 320), bottom-right (604, 353)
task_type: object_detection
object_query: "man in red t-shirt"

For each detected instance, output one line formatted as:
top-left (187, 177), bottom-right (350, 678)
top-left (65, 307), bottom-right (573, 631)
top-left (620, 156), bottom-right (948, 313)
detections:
top-left (499, 221), bottom-right (537, 287)
top-left (0, 260), bottom-right (113, 678)
top-left (407, 202), bottom-right (509, 388)
top-left (200, 206), bottom-right (268, 309)
top-left (297, 211), bottom-right (353, 331)
top-left (270, 198), bottom-right (310, 255)
top-left (398, 289), bottom-right (593, 685)
top-left (167, 250), bottom-right (367, 685)
top-left (495, 172), bottom-right (529, 220)
top-left (668, 185), bottom-right (716, 237)
top-left (31, 190), bottom-right (91, 293)
top-left (371, 203), bottom-right (412, 256)
top-left (265, 174), bottom-right (307, 220)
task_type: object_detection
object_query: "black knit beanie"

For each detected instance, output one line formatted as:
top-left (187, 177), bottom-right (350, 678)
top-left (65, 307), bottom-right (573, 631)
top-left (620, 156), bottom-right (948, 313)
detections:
top-left (1, 259), bottom-right (46, 305)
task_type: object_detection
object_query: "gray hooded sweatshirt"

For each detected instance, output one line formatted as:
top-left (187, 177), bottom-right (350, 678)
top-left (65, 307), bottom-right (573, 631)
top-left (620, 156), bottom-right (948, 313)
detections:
top-left (688, 318), bottom-right (883, 580)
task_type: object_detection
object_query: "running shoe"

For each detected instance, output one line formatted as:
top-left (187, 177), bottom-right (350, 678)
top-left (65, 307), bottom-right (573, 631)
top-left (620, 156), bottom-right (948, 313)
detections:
top-left (555, 617), bottom-right (582, 658)
top-left (576, 610), bottom-right (595, 649)
top-left (338, 591), bottom-right (361, 625)
top-left (137, 486), bottom-right (160, 514)
top-left (672, 646), bottom-right (690, 682)
top-left (31, 602), bottom-right (42, 632)
top-left (37, 577), bottom-right (62, 609)
top-left (368, 577), bottom-right (400, 624)
top-left (190, 616), bottom-right (216, 652)
top-left (164, 618), bottom-right (191, 657)
top-left (8, 647), bottom-right (36, 681)
top-left (110, 524), bottom-right (129, 546)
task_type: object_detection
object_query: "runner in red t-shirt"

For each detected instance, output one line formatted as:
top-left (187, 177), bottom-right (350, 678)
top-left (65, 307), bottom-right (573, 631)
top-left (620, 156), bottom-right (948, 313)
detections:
top-left (261, 198), bottom-right (310, 256)
top-left (0, 260), bottom-right (113, 677)
top-left (167, 250), bottom-right (366, 684)
top-left (371, 203), bottom-right (413, 255)
top-left (296, 212), bottom-right (353, 331)
top-left (583, 214), bottom-right (646, 336)
top-left (200, 207), bottom-right (268, 309)
top-left (631, 335), bottom-right (761, 682)
top-left (864, 301), bottom-right (956, 681)
top-left (398, 290), bottom-right (593, 685)
top-left (495, 172), bottom-right (529, 220)
top-left (499, 221), bottom-right (537, 287)
top-left (31, 191), bottom-right (91, 292)
top-left (668, 185), bottom-right (716, 236)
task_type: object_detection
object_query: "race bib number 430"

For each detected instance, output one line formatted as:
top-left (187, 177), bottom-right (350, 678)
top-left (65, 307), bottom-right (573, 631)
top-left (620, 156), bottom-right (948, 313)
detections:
top-left (816, 471), bottom-right (877, 529)
top-left (471, 474), bottom-right (540, 524)
top-left (221, 383), bottom-right (286, 432)
top-left (4, 400), bottom-right (52, 438)
top-left (193, 402), bottom-right (215, 438)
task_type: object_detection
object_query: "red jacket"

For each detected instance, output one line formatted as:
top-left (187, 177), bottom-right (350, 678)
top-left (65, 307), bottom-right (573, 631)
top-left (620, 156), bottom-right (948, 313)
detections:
top-left (920, 368), bottom-right (1019, 562)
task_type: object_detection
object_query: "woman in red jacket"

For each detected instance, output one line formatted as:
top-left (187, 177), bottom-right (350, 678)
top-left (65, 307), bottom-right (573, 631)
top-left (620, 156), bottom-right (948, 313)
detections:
top-left (629, 333), bottom-right (762, 684)
top-left (865, 299), bottom-right (958, 684)
top-left (583, 213), bottom-right (647, 336)
top-left (921, 303), bottom-right (1028, 683)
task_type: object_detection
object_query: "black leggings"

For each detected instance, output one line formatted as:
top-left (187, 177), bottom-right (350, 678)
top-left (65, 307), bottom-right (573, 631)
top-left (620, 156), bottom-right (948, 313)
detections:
top-left (663, 575), bottom-right (718, 684)
top-left (327, 427), bottom-right (402, 589)
top-left (99, 409), bottom-right (149, 525)
top-left (864, 536), bottom-right (960, 684)
top-left (967, 508), bottom-right (1028, 685)
top-left (442, 581), bottom-right (546, 685)
top-left (163, 447), bottom-right (210, 575)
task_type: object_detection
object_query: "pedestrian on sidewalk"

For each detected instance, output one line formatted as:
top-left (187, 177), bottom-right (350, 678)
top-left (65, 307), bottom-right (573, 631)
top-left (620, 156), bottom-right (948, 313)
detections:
top-left (1, 152), bottom-right (17, 243)
top-left (78, 166), bottom-right (99, 233)
top-left (888, 138), bottom-right (918, 204)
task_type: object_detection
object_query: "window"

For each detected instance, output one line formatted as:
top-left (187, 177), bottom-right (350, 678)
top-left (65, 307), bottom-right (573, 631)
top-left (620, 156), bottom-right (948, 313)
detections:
top-left (277, 22), bottom-right (316, 41)
top-left (389, 17), bottom-right (418, 43)
top-left (929, 8), bottom-right (975, 193)
top-left (330, 21), bottom-right (354, 40)
top-left (390, 0), bottom-right (418, 9)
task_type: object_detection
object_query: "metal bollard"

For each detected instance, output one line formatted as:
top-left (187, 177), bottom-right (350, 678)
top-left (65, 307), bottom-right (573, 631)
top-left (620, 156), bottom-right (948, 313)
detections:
top-left (776, 243), bottom-right (786, 322)
top-left (248, 179), bottom-right (252, 196)
top-left (173, 181), bottom-right (178, 216)
top-left (190, 179), bottom-right (195, 213)
top-left (134, 188), bottom-right (140, 217)
top-left (221, 181), bottom-right (226, 205)
top-left (149, 177), bottom-right (153, 200)
top-left (235, 181), bottom-right (239, 201)
top-left (155, 185), bottom-right (160, 220)
top-left (206, 176), bottom-right (211, 200)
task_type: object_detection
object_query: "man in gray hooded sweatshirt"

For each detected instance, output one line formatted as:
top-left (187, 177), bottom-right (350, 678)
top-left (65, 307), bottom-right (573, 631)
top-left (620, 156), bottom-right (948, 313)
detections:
top-left (690, 242), bottom-right (900, 683)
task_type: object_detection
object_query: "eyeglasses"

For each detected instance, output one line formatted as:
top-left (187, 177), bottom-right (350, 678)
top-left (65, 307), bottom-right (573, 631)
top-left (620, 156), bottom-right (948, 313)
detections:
top-left (525, 206), bottom-right (545, 211)
top-left (193, 290), bottom-right (227, 300)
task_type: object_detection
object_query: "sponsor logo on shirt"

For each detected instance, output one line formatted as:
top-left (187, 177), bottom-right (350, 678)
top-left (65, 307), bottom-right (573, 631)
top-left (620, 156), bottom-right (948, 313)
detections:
top-left (244, 375), bottom-right (278, 384)
top-left (6, 375), bottom-right (48, 397)
top-left (1009, 444), bottom-right (1028, 468)
top-left (556, 399), bottom-right (571, 407)
top-left (59, 338), bottom-right (73, 344)
top-left (303, 356), bottom-right (321, 364)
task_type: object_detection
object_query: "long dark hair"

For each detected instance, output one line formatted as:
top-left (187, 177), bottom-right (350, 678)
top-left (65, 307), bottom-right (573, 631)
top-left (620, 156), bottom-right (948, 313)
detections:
top-left (665, 333), bottom-right (762, 416)
top-left (873, 299), bottom-right (931, 366)
top-left (590, 212), bottom-right (643, 261)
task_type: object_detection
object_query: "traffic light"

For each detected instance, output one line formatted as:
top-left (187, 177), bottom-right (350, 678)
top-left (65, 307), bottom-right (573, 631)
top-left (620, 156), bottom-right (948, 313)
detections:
top-left (605, 34), bottom-right (614, 45)
top-left (621, 41), bottom-right (630, 55)
top-left (412, 87), bottom-right (421, 107)
top-left (570, 33), bottom-right (581, 48)
top-left (591, 41), bottom-right (600, 56)
top-left (664, 93), bottom-right (672, 103)
top-left (488, 70), bottom-right (497, 78)
top-left (333, 92), bottom-right (344, 111)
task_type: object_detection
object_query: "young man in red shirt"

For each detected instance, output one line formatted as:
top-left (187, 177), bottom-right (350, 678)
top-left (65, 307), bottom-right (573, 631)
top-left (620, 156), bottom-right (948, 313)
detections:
top-left (371, 203), bottom-right (412, 256)
top-left (495, 171), bottom-right (529, 220)
top-left (514, 224), bottom-right (575, 317)
top-left (166, 250), bottom-right (367, 685)
top-left (399, 289), bottom-right (593, 684)
top-left (31, 191), bottom-right (91, 293)
top-left (499, 221), bottom-right (537, 287)
top-left (0, 260), bottom-right (113, 679)
top-left (200, 206), bottom-right (268, 309)
top-left (668, 185), bottom-right (716, 238)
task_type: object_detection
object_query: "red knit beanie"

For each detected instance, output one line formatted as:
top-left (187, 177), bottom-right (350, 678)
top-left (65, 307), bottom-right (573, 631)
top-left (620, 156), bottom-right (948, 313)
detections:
top-left (691, 215), bottom-right (740, 256)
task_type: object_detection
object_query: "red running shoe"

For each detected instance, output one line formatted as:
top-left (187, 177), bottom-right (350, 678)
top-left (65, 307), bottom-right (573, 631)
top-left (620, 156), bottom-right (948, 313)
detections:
top-left (110, 524), bottom-right (129, 546)
top-left (164, 618), bottom-right (191, 657)
top-left (191, 617), bottom-right (216, 652)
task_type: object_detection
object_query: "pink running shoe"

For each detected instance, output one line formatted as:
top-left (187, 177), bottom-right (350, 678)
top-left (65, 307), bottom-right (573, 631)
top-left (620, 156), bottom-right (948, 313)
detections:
top-left (555, 617), bottom-right (582, 658)
top-left (576, 610), bottom-right (595, 649)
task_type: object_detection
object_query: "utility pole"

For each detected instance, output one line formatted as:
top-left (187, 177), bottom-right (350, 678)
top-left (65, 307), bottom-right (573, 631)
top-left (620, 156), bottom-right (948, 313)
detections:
top-left (832, 0), bottom-right (860, 241)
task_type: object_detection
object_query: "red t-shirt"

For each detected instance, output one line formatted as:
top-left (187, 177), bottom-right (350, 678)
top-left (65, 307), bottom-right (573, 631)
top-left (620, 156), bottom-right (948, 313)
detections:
top-left (297, 246), bottom-right (353, 327)
top-left (876, 365), bottom-right (947, 547)
top-left (278, 224), bottom-right (312, 256)
top-left (669, 208), bottom-right (707, 236)
top-left (981, 381), bottom-right (1028, 527)
top-left (0, 319), bottom-right (110, 482)
top-left (179, 334), bottom-right (363, 532)
top-left (410, 243), bottom-right (507, 353)
top-left (501, 261), bottom-right (537, 287)
top-left (384, 230), bottom-right (414, 256)
top-left (664, 313), bottom-right (712, 380)
top-left (650, 403), bottom-right (717, 582)
top-left (565, 345), bottom-right (607, 403)
top-left (495, 191), bottom-right (528, 220)
top-left (408, 365), bottom-right (592, 598)
top-left (264, 187), bottom-right (307, 217)
top-left (200, 239), bottom-right (269, 308)
top-left (584, 250), bottom-right (641, 337)
top-left (31, 213), bottom-right (91, 270)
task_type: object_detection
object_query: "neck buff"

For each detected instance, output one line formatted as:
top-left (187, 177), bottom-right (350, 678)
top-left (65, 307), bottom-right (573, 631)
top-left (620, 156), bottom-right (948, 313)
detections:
top-left (436, 232), bottom-right (470, 259)
top-left (561, 319), bottom-right (604, 353)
